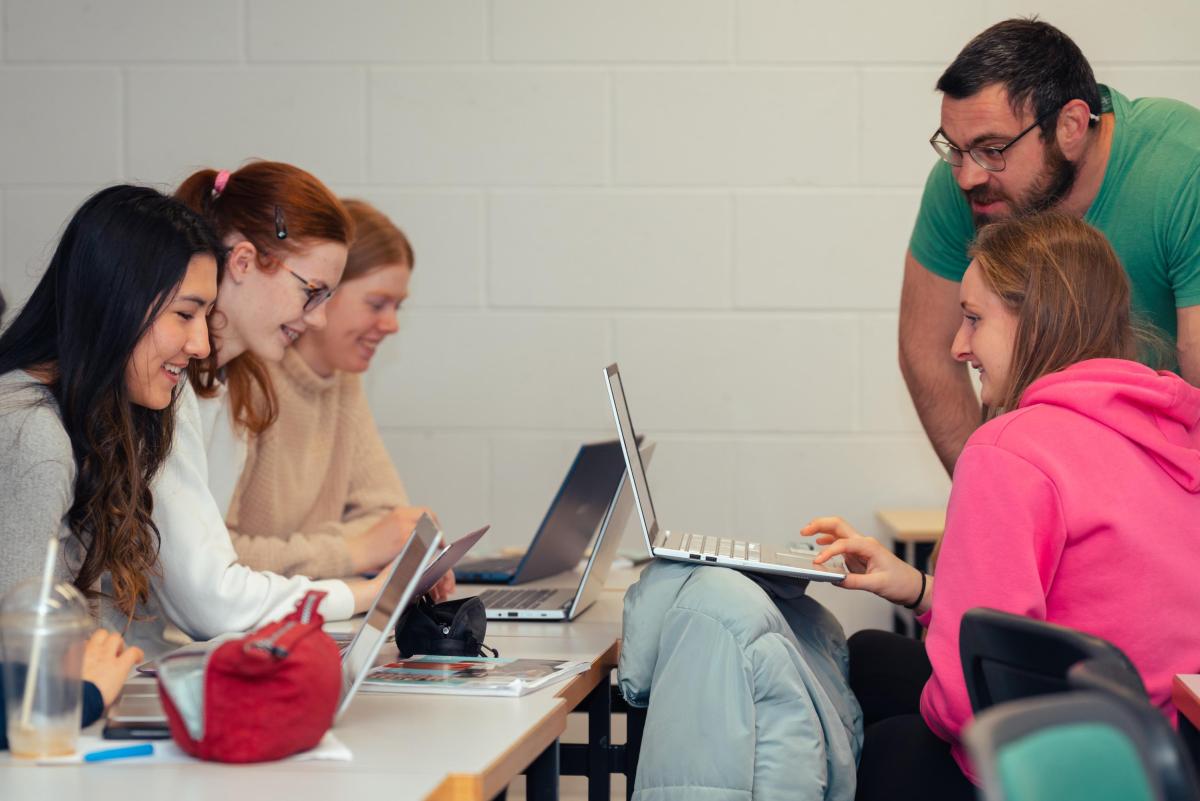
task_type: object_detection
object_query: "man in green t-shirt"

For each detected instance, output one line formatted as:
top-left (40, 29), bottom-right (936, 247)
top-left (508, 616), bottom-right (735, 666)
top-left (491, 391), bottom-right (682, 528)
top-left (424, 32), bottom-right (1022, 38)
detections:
top-left (902, 18), bottom-right (1200, 476)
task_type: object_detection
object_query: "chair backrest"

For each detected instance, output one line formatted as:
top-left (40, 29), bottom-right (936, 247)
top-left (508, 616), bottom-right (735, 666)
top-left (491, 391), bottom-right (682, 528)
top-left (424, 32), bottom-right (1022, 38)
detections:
top-left (959, 607), bottom-right (1146, 714)
top-left (966, 691), bottom-right (1200, 801)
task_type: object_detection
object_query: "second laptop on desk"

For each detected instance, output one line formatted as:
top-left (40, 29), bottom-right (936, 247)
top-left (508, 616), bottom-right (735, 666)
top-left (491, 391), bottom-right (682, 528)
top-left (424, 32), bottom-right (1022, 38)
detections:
top-left (455, 439), bottom-right (632, 586)
top-left (475, 442), bottom-right (654, 621)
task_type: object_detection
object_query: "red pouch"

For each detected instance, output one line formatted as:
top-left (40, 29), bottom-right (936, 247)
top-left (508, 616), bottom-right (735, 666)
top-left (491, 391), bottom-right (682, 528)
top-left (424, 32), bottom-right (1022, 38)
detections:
top-left (157, 590), bottom-right (341, 763)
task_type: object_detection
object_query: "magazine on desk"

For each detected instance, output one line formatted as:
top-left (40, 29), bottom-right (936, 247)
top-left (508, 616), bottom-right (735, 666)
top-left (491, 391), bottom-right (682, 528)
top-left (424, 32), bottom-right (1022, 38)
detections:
top-left (362, 655), bottom-right (590, 697)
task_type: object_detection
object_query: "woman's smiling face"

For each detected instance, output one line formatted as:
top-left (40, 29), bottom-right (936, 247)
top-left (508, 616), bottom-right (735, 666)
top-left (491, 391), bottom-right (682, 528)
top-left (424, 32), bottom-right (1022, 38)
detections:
top-left (125, 253), bottom-right (218, 409)
top-left (952, 259), bottom-right (1019, 407)
top-left (295, 262), bottom-right (411, 377)
top-left (216, 238), bottom-right (347, 367)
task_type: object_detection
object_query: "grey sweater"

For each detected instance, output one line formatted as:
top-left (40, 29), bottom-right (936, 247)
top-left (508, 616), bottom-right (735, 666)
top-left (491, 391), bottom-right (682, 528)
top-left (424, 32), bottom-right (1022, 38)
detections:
top-left (0, 371), bottom-right (145, 640)
top-left (0, 371), bottom-right (79, 600)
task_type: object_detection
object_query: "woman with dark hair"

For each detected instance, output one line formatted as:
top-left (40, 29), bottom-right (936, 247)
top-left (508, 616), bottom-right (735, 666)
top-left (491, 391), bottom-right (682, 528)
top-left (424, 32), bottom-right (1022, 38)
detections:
top-left (142, 162), bottom-right (390, 653)
top-left (803, 213), bottom-right (1200, 800)
top-left (226, 200), bottom-right (448, 590)
top-left (0, 185), bottom-right (221, 732)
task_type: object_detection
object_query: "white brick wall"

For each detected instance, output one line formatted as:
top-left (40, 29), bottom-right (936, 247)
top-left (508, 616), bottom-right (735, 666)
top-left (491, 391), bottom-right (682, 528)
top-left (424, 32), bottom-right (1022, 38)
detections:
top-left (613, 69), bottom-right (860, 185)
top-left (248, 1), bottom-right (488, 63)
top-left (0, 2), bottom-right (1191, 632)
top-left (493, 0), bottom-right (730, 63)
top-left (489, 191), bottom-right (731, 308)
top-left (0, 69), bottom-right (121, 183)
top-left (369, 70), bottom-right (608, 185)
top-left (125, 68), bottom-right (368, 185)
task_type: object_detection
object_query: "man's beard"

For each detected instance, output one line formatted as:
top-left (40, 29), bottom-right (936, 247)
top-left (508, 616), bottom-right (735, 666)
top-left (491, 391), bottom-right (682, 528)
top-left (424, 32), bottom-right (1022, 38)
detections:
top-left (967, 139), bottom-right (1078, 228)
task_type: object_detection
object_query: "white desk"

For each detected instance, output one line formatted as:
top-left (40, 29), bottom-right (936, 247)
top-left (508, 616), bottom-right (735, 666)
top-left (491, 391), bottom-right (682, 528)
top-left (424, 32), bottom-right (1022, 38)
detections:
top-left (0, 575), bottom-right (634, 801)
top-left (0, 764), bottom-right (446, 799)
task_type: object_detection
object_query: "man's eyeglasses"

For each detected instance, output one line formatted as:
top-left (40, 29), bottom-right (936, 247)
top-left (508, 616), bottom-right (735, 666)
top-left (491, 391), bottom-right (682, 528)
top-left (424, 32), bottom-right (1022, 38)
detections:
top-left (930, 110), bottom-right (1058, 173)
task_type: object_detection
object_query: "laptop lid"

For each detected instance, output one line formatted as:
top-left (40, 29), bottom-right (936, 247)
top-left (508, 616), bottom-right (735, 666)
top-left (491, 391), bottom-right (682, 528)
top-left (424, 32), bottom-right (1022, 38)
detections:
top-left (336, 515), bottom-right (441, 721)
top-left (567, 441), bottom-right (656, 618)
top-left (603, 364), bottom-right (660, 552)
top-left (412, 524), bottom-right (489, 597)
top-left (510, 439), bottom-right (630, 584)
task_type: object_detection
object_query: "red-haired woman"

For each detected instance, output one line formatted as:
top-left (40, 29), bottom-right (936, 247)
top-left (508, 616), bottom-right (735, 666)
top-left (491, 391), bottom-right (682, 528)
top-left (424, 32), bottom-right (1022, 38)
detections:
top-left (144, 162), bottom-right (388, 655)
top-left (226, 200), bottom-right (448, 595)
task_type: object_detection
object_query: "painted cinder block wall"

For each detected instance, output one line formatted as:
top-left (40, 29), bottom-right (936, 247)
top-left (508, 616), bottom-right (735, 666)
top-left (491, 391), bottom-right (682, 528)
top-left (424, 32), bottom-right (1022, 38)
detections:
top-left (2, 1), bottom-right (1196, 631)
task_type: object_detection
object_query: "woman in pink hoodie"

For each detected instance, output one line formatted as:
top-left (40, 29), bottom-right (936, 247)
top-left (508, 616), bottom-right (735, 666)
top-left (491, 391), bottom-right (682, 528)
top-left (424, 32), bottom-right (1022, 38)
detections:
top-left (804, 212), bottom-right (1200, 801)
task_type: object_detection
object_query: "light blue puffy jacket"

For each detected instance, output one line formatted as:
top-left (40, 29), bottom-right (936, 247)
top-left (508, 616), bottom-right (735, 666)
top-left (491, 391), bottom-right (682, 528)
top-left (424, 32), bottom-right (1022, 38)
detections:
top-left (619, 561), bottom-right (863, 801)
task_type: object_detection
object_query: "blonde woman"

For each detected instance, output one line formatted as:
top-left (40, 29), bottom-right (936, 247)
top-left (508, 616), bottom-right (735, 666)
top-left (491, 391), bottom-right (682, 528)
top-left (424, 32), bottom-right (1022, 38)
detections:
top-left (805, 213), bottom-right (1200, 799)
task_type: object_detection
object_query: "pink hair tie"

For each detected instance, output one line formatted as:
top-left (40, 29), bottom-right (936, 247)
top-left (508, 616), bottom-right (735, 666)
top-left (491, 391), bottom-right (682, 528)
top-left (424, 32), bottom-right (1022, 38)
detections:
top-left (211, 169), bottom-right (231, 199)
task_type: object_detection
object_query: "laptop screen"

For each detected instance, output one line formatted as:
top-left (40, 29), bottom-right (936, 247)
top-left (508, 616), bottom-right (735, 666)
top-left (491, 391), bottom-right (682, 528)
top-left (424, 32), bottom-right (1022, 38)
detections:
top-left (514, 440), bottom-right (628, 583)
top-left (337, 516), bottom-right (441, 720)
top-left (603, 364), bottom-right (659, 543)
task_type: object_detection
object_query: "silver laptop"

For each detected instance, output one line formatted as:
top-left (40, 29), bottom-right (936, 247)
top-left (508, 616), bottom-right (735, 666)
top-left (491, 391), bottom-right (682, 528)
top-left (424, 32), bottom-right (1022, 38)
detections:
top-left (335, 514), bottom-right (442, 719)
top-left (109, 516), bottom-right (444, 733)
top-left (476, 443), bottom-right (655, 621)
top-left (602, 363), bottom-right (848, 582)
top-left (455, 440), bottom-right (630, 585)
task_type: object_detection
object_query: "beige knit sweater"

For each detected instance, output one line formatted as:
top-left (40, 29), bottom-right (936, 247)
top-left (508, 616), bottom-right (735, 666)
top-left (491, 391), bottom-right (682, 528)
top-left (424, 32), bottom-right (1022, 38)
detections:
top-left (225, 348), bottom-right (409, 578)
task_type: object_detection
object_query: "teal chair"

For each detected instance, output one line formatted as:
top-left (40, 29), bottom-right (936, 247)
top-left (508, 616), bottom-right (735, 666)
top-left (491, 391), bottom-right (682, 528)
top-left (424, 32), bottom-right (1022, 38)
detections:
top-left (965, 691), bottom-right (1199, 801)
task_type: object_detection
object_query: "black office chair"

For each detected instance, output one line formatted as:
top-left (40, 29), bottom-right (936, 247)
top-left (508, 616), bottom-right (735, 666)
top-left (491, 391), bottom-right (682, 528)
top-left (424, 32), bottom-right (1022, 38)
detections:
top-left (965, 691), bottom-right (1200, 801)
top-left (959, 608), bottom-right (1199, 801)
top-left (959, 607), bottom-right (1146, 714)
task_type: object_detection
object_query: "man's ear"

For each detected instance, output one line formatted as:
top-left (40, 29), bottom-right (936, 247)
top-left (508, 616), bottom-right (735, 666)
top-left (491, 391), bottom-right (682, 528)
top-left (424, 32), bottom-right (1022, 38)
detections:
top-left (1055, 99), bottom-right (1096, 160)
top-left (224, 240), bottom-right (258, 285)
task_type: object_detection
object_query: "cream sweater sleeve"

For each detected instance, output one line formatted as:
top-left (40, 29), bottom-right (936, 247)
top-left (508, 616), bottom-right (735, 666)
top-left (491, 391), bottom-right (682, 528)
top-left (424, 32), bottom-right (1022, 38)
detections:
top-left (150, 382), bottom-right (355, 637)
top-left (232, 515), bottom-right (386, 578)
top-left (228, 443), bottom-right (360, 578)
top-left (341, 375), bottom-right (410, 524)
top-left (227, 373), bottom-right (408, 579)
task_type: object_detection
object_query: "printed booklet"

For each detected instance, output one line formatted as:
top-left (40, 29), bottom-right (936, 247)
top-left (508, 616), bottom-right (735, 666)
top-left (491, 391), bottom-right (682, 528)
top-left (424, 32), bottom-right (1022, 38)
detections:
top-left (362, 655), bottom-right (590, 696)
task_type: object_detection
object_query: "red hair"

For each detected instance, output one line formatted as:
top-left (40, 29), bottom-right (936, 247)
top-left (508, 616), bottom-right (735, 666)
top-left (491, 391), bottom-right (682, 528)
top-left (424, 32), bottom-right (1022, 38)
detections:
top-left (341, 199), bottom-right (415, 282)
top-left (176, 161), bottom-right (353, 433)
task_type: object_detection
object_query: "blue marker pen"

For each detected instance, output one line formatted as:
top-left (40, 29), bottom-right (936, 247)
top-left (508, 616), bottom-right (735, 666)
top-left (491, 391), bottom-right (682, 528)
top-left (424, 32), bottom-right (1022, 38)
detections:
top-left (83, 743), bottom-right (155, 762)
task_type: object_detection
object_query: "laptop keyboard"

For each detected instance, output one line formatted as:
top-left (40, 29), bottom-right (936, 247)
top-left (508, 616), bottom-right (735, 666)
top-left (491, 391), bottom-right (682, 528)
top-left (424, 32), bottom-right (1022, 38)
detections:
top-left (479, 588), bottom-right (559, 610)
top-left (678, 533), bottom-right (760, 562)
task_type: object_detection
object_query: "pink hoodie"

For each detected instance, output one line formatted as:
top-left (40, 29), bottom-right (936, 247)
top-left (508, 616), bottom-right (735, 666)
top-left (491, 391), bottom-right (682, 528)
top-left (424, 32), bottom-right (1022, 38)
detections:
top-left (919, 358), bottom-right (1200, 777)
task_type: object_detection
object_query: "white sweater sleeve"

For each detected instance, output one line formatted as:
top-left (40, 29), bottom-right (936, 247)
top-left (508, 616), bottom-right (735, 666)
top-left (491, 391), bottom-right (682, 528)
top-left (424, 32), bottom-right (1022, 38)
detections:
top-left (150, 382), bottom-right (354, 639)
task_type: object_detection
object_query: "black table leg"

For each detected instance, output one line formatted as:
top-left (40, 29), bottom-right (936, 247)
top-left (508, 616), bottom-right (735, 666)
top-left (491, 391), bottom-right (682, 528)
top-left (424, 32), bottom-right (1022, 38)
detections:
top-left (526, 739), bottom-right (560, 801)
top-left (1180, 714), bottom-right (1200, 771)
top-left (585, 679), bottom-right (612, 801)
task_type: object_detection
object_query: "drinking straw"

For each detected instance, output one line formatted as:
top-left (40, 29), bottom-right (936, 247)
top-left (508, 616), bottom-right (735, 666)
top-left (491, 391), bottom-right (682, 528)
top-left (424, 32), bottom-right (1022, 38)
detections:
top-left (20, 537), bottom-right (58, 726)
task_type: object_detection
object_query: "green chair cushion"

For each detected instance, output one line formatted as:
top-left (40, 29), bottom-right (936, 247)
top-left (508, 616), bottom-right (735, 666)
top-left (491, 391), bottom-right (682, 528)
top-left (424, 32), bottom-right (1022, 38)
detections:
top-left (997, 722), bottom-right (1155, 801)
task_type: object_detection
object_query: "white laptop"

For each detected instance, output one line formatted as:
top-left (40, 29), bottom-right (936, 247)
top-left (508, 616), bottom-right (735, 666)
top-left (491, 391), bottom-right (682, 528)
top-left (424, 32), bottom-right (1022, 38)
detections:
top-left (477, 442), bottom-right (655, 620)
top-left (602, 363), bottom-right (848, 582)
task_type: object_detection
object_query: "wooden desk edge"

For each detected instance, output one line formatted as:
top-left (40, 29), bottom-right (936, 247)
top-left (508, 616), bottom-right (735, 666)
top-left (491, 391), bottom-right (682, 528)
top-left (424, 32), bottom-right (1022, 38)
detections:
top-left (424, 640), bottom-right (621, 801)
top-left (553, 639), bottom-right (620, 711)
top-left (875, 508), bottom-right (946, 543)
top-left (1173, 674), bottom-right (1200, 726)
